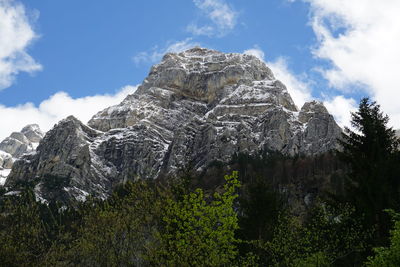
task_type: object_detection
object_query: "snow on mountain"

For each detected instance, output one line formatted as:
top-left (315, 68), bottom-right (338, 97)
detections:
top-left (0, 124), bottom-right (44, 186)
top-left (5, 48), bottom-right (342, 202)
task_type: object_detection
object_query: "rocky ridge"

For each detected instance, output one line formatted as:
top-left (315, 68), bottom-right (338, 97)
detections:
top-left (0, 124), bottom-right (44, 186)
top-left (5, 48), bottom-right (342, 202)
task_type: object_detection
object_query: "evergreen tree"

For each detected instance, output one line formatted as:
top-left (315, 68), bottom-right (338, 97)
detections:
top-left (0, 190), bottom-right (51, 266)
top-left (367, 210), bottom-right (400, 266)
top-left (66, 180), bottom-right (165, 266)
top-left (337, 97), bottom-right (400, 245)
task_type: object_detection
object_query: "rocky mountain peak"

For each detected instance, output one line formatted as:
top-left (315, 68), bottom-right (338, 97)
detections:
top-left (0, 124), bottom-right (44, 186)
top-left (5, 48), bottom-right (342, 202)
top-left (135, 47), bottom-right (275, 104)
top-left (299, 100), bottom-right (329, 123)
top-left (88, 48), bottom-right (296, 132)
top-left (21, 124), bottom-right (45, 143)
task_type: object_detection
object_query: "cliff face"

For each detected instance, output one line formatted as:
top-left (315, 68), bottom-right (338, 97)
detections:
top-left (5, 48), bottom-right (342, 201)
top-left (0, 124), bottom-right (44, 186)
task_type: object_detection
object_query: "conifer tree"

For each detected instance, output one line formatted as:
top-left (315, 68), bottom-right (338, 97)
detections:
top-left (338, 97), bottom-right (400, 245)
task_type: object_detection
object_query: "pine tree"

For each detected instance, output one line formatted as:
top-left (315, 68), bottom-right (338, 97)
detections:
top-left (0, 190), bottom-right (51, 266)
top-left (367, 210), bottom-right (400, 266)
top-left (338, 97), bottom-right (400, 245)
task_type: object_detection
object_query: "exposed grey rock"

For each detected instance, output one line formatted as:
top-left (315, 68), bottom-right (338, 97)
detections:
top-left (21, 124), bottom-right (45, 143)
top-left (6, 48), bottom-right (342, 201)
top-left (0, 136), bottom-right (29, 157)
top-left (298, 101), bottom-right (342, 154)
top-left (7, 116), bottom-right (108, 200)
top-left (0, 152), bottom-right (14, 169)
top-left (0, 124), bottom-right (44, 186)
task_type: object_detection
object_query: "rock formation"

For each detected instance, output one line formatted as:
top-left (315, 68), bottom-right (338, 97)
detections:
top-left (5, 48), bottom-right (342, 201)
top-left (0, 124), bottom-right (44, 186)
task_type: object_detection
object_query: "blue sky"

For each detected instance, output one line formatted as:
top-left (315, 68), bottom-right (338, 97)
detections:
top-left (1, 0), bottom-right (399, 139)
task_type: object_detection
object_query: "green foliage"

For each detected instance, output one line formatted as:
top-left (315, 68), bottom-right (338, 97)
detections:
top-left (151, 171), bottom-right (241, 266)
top-left (303, 203), bottom-right (371, 266)
top-left (292, 252), bottom-right (330, 267)
top-left (337, 97), bottom-right (400, 245)
top-left (237, 176), bottom-right (285, 265)
top-left (367, 210), bottom-right (400, 266)
top-left (60, 180), bottom-right (165, 266)
top-left (238, 176), bottom-right (285, 242)
top-left (244, 202), bottom-right (369, 266)
top-left (0, 173), bottom-right (245, 266)
top-left (0, 190), bottom-right (52, 266)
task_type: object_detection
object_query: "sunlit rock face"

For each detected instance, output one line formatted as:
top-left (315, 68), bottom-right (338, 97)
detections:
top-left (0, 124), bottom-right (44, 186)
top-left (6, 48), bottom-right (342, 202)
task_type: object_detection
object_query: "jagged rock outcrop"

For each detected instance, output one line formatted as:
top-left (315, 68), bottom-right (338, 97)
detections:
top-left (5, 48), bottom-right (342, 201)
top-left (0, 124), bottom-right (44, 186)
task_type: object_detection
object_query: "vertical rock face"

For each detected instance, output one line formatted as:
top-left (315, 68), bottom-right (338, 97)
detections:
top-left (5, 48), bottom-right (342, 201)
top-left (0, 124), bottom-right (44, 186)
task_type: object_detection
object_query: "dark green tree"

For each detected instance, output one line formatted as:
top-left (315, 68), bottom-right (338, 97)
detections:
top-left (338, 97), bottom-right (400, 245)
top-left (367, 210), bottom-right (400, 266)
top-left (65, 180), bottom-right (165, 266)
top-left (238, 176), bottom-right (284, 242)
top-left (0, 190), bottom-right (51, 266)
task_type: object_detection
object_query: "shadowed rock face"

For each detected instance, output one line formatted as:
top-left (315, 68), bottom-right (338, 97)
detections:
top-left (5, 48), bottom-right (342, 202)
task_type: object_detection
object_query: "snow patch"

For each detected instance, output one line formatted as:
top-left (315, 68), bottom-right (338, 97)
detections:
top-left (0, 169), bottom-right (11, 186)
top-left (4, 191), bottom-right (20, 196)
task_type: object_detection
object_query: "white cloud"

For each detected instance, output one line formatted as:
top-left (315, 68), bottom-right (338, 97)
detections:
top-left (0, 0), bottom-right (42, 90)
top-left (300, 0), bottom-right (400, 127)
top-left (268, 57), bottom-right (313, 109)
top-left (189, 0), bottom-right (238, 37)
top-left (243, 46), bottom-right (357, 128)
top-left (243, 46), bottom-right (265, 61)
top-left (244, 46), bottom-right (312, 109)
top-left (323, 95), bottom-right (357, 129)
top-left (0, 85), bottom-right (137, 140)
top-left (133, 38), bottom-right (199, 65)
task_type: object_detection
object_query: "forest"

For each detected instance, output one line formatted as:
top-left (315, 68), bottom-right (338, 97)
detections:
top-left (0, 97), bottom-right (399, 266)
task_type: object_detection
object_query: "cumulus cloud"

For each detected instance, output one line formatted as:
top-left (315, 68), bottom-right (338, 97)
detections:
top-left (300, 0), bottom-right (400, 127)
top-left (243, 45), bottom-right (357, 128)
top-left (268, 57), bottom-right (313, 110)
top-left (243, 46), bottom-right (265, 61)
top-left (244, 46), bottom-right (312, 109)
top-left (133, 38), bottom-right (199, 65)
top-left (0, 0), bottom-right (42, 90)
top-left (323, 95), bottom-right (357, 129)
top-left (188, 0), bottom-right (238, 37)
top-left (0, 85), bottom-right (137, 140)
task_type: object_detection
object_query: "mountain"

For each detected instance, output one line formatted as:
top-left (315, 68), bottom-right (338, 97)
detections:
top-left (4, 48), bottom-right (342, 202)
top-left (0, 124), bottom-right (44, 186)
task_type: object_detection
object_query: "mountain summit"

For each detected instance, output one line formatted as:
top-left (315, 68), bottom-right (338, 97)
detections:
top-left (5, 48), bottom-right (342, 202)
top-left (0, 124), bottom-right (44, 186)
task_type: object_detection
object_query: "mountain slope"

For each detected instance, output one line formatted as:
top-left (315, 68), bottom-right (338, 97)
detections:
top-left (5, 48), bottom-right (342, 201)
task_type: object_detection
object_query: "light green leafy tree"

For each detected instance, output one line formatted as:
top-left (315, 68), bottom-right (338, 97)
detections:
top-left (367, 210), bottom-right (400, 266)
top-left (152, 171), bottom-right (241, 266)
